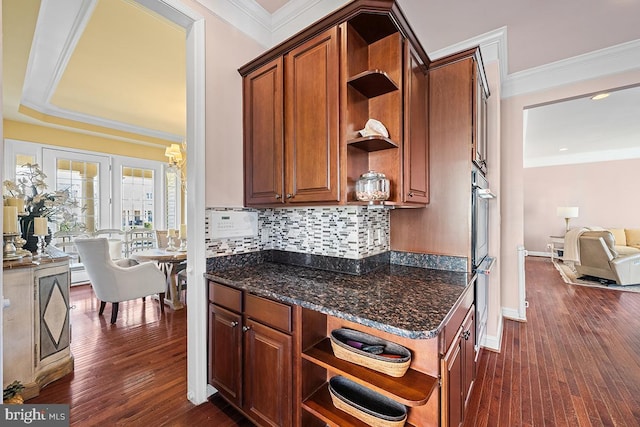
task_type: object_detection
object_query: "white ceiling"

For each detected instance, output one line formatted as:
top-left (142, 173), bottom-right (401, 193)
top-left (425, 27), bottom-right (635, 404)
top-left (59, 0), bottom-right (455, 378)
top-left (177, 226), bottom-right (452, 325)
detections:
top-left (3, 0), bottom-right (640, 162)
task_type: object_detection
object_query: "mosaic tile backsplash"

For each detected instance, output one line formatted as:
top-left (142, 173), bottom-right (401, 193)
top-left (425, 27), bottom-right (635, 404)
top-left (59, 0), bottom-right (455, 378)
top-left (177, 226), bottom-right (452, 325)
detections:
top-left (205, 206), bottom-right (389, 260)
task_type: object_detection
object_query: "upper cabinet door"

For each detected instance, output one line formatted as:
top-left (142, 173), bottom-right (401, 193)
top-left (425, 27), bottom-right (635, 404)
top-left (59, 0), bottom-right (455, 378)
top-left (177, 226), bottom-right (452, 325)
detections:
top-left (243, 57), bottom-right (285, 205)
top-left (403, 44), bottom-right (429, 204)
top-left (284, 27), bottom-right (340, 203)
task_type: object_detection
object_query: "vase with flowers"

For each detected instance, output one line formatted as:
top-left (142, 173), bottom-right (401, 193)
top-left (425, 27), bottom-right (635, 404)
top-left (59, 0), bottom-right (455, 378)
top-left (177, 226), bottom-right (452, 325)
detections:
top-left (3, 163), bottom-right (85, 252)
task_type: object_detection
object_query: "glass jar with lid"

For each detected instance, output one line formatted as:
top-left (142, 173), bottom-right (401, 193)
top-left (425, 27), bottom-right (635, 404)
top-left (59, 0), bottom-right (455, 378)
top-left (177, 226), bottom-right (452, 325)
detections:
top-left (355, 170), bottom-right (390, 203)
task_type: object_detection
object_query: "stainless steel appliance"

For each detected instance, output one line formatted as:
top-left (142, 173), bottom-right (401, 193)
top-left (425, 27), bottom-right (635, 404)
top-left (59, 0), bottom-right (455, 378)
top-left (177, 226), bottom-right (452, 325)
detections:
top-left (472, 168), bottom-right (495, 353)
top-left (472, 168), bottom-right (494, 269)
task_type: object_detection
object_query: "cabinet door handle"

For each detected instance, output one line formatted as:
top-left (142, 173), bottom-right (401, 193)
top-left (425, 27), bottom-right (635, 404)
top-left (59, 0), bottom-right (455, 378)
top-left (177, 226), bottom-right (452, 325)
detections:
top-left (275, 194), bottom-right (281, 199)
top-left (230, 321), bottom-right (238, 328)
top-left (408, 192), bottom-right (414, 197)
top-left (462, 330), bottom-right (471, 341)
top-left (242, 325), bottom-right (251, 332)
top-left (286, 193), bottom-right (293, 199)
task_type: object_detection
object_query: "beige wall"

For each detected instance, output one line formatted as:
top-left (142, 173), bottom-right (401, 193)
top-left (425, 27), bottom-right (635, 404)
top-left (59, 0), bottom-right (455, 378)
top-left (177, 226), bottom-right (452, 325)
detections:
top-left (500, 68), bottom-right (640, 315)
top-left (524, 158), bottom-right (640, 253)
top-left (180, 0), bottom-right (265, 208)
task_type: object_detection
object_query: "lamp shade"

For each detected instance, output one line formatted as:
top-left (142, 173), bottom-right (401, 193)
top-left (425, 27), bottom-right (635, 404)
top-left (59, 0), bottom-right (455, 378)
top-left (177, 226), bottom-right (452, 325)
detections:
top-left (557, 206), bottom-right (579, 218)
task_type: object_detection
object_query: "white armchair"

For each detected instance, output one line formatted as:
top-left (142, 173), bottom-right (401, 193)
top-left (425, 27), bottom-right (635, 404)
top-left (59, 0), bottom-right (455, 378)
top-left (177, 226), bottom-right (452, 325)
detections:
top-left (74, 237), bottom-right (166, 323)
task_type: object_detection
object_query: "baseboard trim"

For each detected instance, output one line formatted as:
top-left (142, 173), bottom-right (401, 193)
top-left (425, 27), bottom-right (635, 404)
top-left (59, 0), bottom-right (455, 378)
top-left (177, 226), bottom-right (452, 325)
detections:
top-left (503, 307), bottom-right (526, 322)
top-left (482, 314), bottom-right (503, 352)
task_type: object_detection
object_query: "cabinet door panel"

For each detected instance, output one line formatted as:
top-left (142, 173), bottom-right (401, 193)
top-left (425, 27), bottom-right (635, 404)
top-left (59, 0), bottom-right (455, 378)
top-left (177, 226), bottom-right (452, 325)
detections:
top-left (244, 57), bottom-right (284, 205)
top-left (403, 44), bottom-right (429, 204)
top-left (285, 27), bottom-right (340, 203)
top-left (442, 335), bottom-right (464, 427)
top-left (209, 305), bottom-right (243, 406)
top-left (462, 307), bottom-right (476, 408)
top-left (244, 319), bottom-right (293, 427)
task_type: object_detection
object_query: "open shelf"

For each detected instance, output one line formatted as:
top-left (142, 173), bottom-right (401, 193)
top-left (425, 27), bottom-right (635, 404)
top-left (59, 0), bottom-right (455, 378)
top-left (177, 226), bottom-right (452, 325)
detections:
top-left (302, 338), bottom-right (437, 407)
top-left (347, 70), bottom-right (398, 98)
top-left (348, 13), bottom-right (398, 44)
top-left (303, 386), bottom-right (417, 427)
top-left (347, 135), bottom-right (398, 152)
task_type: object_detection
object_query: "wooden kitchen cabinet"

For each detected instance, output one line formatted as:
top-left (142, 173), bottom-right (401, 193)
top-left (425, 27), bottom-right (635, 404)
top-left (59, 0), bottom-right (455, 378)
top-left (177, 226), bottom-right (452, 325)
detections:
top-left (391, 46), bottom-right (489, 271)
top-left (242, 27), bottom-right (339, 206)
top-left (402, 43), bottom-right (429, 204)
top-left (441, 306), bottom-right (476, 427)
top-left (208, 281), bottom-right (295, 427)
top-left (240, 0), bottom-right (433, 208)
top-left (243, 318), bottom-right (293, 426)
top-left (284, 27), bottom-right (340, 204)
top-left (208, 304), bottom-right (242, 406)
top-left (243, 57), bottom-right (284, 205)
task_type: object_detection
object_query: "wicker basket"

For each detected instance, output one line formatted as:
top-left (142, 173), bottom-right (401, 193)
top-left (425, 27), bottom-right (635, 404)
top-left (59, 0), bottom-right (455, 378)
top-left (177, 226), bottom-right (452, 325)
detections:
top-left (328, 376), bottom-right (407, 427)
top-left (330, 328), bottom-right (411, 377)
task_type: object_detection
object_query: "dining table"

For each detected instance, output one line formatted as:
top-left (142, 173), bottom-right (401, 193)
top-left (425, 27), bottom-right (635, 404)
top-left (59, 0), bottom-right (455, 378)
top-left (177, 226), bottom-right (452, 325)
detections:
top-left (131, 248), bottom-right (187, 310)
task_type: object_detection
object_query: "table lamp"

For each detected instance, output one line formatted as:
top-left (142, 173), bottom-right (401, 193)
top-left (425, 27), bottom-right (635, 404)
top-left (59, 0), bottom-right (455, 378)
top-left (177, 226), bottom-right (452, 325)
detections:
top-left (557, 206), bottom-right (579, 231)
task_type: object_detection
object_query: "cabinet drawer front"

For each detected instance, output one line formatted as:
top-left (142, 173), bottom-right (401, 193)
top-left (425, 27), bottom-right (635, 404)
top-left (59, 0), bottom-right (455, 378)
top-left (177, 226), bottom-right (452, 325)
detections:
top-left (245, 294), bottom-right (292, 333)
top-left (209, 282), bottom-right (242, 312)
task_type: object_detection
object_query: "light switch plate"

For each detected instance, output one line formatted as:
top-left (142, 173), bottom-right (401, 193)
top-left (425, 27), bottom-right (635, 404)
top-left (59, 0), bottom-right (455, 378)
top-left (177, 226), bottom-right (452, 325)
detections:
top-left (209, 211), bottom-right (258, 240)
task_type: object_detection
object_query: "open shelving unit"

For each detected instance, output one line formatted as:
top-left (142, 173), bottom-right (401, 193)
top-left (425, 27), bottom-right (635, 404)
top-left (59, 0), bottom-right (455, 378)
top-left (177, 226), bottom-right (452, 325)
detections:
top-left (343, 12), bottom-right (403, 204)
top-left (300, 307), bottom-right (440, 426)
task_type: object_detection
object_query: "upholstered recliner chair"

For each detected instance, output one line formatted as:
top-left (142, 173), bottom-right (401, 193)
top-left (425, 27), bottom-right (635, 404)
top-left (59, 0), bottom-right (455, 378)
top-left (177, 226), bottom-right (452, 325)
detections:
top-left (575, 230), bottom-right (640, 285)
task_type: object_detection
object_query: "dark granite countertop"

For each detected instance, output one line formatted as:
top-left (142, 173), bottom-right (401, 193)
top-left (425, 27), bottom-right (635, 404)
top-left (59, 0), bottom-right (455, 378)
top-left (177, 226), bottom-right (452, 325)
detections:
top-left (205, 262), bottom-right (474, 340)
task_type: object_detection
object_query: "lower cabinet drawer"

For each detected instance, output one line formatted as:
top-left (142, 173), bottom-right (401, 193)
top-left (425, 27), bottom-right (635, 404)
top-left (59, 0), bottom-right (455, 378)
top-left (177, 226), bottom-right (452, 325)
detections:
top-left (210, 281), bottom-right (242, 312)
top-left (245, 293), bottom-right (292, 333)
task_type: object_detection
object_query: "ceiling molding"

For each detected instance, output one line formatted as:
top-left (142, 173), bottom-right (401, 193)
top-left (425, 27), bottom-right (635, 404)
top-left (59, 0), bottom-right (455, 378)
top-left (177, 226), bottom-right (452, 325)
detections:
top-left (502, 39), bottom-right (640, 99)
top-left (194, 0), bottom-right (272, 48)
top-left (524, 146), bottom-right (640, 169)
top-left (429, 27), bottom-right (507, 98)
top-left (21, 0), bottom-right (183, 144)
top-left (22, 0), bottom-right (98, 107)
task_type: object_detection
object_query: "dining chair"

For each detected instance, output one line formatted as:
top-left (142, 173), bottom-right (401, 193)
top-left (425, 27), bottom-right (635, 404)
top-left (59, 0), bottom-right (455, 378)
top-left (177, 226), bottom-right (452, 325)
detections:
top-left (93, 228), bottom-right (126, 260)
top-left (124, 227), bottom-right (156, 257)
top-left (155, 229), bottom-right (187, 302)
top-left (74, 237), bottom-right (166, 324)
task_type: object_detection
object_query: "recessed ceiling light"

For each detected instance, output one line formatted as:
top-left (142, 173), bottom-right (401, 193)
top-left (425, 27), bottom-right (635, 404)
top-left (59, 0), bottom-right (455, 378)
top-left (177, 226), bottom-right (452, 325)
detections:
top-left (591, 93), bottom-right (610, 100)
top-left (559, 147), bottom-right (569, 152)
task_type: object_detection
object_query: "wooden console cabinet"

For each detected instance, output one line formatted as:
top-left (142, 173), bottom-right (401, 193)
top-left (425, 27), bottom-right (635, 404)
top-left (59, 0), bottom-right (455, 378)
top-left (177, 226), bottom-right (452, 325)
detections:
top-left (2, 257), bottom-right (74, 399)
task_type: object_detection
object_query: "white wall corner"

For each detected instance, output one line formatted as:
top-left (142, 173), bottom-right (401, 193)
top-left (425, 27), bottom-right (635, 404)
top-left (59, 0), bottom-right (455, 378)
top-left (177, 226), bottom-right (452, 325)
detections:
top-left (502, 38), bottom-right (640, 99)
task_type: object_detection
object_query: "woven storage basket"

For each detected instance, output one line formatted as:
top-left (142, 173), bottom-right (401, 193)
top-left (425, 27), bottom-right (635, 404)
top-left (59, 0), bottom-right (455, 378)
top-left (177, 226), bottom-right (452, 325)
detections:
top-left (330, 328), bottom-right (411, 377)
top-left (328, 376), bottom-right (407, 427)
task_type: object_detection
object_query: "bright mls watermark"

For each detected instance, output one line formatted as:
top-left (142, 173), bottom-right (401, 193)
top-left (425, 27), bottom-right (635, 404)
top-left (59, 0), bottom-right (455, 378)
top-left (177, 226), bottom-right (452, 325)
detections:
top-left (1, 405), bottom-right (69, 426)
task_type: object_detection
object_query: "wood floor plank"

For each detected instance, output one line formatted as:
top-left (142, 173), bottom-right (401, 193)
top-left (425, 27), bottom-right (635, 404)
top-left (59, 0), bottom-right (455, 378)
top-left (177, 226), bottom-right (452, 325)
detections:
top-left (465, 257), bottom-right (640, 427)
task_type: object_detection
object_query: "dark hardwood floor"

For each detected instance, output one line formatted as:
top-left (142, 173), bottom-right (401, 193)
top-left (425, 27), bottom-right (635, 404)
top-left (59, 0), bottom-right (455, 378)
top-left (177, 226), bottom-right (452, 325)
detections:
top-left (464, 256), bottom-right (640, 427)
top-left (27, 257), bottom-right (640, 426)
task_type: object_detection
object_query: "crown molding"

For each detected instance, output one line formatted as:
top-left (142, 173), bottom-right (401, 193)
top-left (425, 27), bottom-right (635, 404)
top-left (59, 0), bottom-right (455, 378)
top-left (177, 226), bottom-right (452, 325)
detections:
top-left (502, 39), bottom-right (640, 99)
top-left (429, 27), bottom-right (508, 95)
top-left (194, 0), bottom-right (272, 48)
